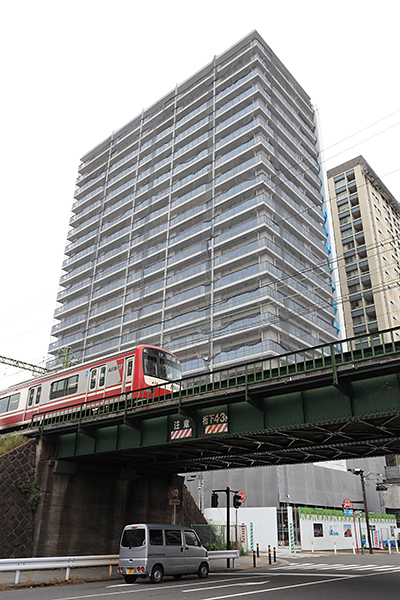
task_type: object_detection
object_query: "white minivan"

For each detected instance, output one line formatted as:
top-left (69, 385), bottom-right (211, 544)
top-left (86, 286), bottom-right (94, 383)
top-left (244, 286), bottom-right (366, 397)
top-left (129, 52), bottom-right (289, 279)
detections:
top-left (118, 523), bottom-right (209, 583)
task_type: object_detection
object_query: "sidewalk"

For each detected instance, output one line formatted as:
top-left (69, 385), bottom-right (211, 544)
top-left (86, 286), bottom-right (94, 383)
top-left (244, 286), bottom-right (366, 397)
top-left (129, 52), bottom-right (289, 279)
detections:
top-left (0, 554), bottom-right (284, 589)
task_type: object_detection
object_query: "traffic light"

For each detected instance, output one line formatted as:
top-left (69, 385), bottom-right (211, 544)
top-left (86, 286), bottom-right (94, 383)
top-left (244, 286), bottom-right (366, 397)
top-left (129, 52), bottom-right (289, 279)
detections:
top-left (211, 492), bottom-right (219, 507)
top-left (233, 493), bottom-right (241, 509)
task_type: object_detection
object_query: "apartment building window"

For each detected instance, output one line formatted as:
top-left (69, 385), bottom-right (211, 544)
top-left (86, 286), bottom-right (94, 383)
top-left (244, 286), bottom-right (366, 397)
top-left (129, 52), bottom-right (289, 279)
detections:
top-left (334, 174), bottom-right (345, 186)
top-left (347, 269), bottom-right (358, 279)
top-left (348, 283), bottom-right (361, 294)
top-left (352, 314), bottom-right (365, 325)
top-left (343, 241), bottom-right (355, 251)
top-left (345, 254), bottom-right (356, 264)
top-left (341, 227), bottom-right (352, 239)
top-left (339, 215), bottom-right (351, 225)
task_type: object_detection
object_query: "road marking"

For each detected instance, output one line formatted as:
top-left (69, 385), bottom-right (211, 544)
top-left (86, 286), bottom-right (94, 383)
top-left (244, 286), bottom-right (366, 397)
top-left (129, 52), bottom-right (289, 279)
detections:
top-left (203, 575), bottom-right (356, 600)
top-left (182, 580), bottom-right (269, 592)
top-left (275, 562), bottom-right (400, 572)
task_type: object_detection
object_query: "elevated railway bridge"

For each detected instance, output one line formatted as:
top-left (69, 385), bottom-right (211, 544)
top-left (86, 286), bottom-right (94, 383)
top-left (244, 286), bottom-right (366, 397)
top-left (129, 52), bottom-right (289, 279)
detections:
top-left (28, 327), bottom-right (400, 473)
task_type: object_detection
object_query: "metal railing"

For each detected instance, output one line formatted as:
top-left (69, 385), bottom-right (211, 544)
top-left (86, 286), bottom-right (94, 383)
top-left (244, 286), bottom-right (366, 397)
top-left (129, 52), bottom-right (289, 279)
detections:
top-left (0, 551), bottom-right (241, 584)
top-left (30, 326), bottom-right (400, 433)
top-left (0, 554), bottom-right (118, 584)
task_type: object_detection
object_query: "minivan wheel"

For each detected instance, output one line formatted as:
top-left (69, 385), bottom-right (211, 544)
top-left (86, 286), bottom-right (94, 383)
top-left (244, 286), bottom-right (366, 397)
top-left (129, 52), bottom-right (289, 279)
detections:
top-left (124, 575), bottom-right (137, 583)
top-left (151, 565), bottom-right (164, 583)
top-left (198, 562), bottom-right (209, 579)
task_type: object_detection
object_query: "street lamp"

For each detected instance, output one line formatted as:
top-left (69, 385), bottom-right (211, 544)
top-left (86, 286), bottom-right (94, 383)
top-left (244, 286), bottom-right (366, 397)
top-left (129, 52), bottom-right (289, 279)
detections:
top-left (348, 468), bottom-right (373, 554)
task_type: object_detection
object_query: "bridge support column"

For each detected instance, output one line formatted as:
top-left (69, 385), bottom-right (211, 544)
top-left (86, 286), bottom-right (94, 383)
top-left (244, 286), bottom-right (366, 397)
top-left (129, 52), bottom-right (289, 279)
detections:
top-left (33, 440), bottom-right (203, 556)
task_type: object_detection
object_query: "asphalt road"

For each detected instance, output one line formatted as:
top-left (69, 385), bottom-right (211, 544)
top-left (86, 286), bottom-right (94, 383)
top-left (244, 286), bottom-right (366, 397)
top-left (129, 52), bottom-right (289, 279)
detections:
top-left (2, 553), bottom-right (400, 600)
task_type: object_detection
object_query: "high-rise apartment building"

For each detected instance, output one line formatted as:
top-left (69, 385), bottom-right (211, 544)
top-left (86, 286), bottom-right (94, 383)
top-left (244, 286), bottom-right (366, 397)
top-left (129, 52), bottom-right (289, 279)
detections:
top-left (327, 156), bottom-right (400, 340)
top-left (49, 31), bottom-right (339, 371)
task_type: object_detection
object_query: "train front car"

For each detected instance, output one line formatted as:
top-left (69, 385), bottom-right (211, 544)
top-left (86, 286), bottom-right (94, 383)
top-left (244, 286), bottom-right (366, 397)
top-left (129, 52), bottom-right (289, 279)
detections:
top-left (136, 346), bottom-right (181, 396)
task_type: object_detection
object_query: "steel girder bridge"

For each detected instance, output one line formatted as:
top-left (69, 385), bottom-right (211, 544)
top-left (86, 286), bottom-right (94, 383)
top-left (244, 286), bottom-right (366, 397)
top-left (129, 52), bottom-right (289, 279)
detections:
top-left (29, 327), bottom-right (400, 474)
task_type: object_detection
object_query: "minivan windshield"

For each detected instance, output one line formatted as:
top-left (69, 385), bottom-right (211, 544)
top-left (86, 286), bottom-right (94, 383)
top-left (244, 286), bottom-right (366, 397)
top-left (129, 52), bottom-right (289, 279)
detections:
top-left (121, 528), bottom-right (145, 548)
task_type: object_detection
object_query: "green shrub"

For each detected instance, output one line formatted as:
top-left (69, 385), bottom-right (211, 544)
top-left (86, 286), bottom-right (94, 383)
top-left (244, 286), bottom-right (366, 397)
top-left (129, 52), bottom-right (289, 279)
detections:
top-left (18, 479), bottom-right (40, 512)
top-left (0, 434), bottom-right (28, 455)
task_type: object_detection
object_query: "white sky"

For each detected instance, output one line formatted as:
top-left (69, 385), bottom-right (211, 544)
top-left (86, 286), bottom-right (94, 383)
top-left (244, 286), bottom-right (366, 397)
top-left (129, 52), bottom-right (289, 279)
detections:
top-left (1, 0), bottom-right (399, 388)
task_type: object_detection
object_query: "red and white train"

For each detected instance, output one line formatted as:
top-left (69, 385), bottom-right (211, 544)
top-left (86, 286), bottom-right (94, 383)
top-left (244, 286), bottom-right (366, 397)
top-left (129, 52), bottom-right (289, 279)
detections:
top-left (0, 345), bottom-right (181, 432)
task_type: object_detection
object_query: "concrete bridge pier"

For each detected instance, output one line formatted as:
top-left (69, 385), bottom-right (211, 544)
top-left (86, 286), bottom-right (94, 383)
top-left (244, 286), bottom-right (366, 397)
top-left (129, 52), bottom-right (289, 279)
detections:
top-left (32, 439), bottom-right (204, 557)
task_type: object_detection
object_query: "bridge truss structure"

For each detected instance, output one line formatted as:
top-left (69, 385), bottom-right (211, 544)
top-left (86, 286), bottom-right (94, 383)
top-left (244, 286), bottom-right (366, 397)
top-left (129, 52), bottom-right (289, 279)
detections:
top-left (28, 327), bottom-right (400, 473)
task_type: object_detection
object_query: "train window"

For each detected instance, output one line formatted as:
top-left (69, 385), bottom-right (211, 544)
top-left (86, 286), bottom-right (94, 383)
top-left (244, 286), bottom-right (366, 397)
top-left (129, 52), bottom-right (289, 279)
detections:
top-left (50, 380), bottom-right (66, 399)
top-left (50, 375), bottom-right (79, 399)
top-left (144, 356), bottom-right (158, 378)
top-left (8, 393), bottom-right (20, 411)
top-left (0, 396), bottom-right (9, 414)
top-left (99, 366), bottom-right (106, 387)
top-left (35, 387), bottom-right (41, 405)
top-left (90, 369), bottom-right (97, 390)
top-left (67, 375), bottom-right (79, 394)
top-left (127, 360), bottom-right (133, 377)
top-left (28, 388), bottom-right (35, 407)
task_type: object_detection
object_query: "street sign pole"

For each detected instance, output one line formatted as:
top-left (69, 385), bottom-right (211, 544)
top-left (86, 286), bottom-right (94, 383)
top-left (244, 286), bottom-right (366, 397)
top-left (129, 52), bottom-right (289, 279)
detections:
top-left (352, 502), bottom-right (359, 554)
top-left (226, 486), bottom-right (230, 567)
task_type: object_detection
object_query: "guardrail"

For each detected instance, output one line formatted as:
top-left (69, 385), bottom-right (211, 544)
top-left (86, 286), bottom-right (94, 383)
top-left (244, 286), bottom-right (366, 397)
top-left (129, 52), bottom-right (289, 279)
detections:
top-left (208, 549), bottom-right (240, 566)
top-left (0, 551), bottom-right (240, 584)
top-left (0, 554), bottom-right (119, 584)
top-left (30, 326), bottom-right (400, 434)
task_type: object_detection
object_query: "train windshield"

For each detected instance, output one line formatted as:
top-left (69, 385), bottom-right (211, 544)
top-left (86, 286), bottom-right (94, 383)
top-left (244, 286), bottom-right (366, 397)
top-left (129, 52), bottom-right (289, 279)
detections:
top-left (143, 348), bottom-right (181, 382)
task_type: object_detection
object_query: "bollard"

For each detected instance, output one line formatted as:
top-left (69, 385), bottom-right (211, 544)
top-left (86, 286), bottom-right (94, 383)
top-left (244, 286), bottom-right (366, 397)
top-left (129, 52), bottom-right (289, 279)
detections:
top-left (389, 541), bottom-right (392, 555)
top-left (352, 542), bottom-right (355, 555)
top-left (334, 541), bottom-right (337, 555)
top-left (396, 540), bottom-right (399, 554)
top-left (253, 550), bottom-right (256, 567)
top-left (268, 545), bottom-right (271, 565)
top-left (273, 547), bottom-right (276, 563)
top-left (311, 541), bottom-right (314, 553)
top-left (257, 543), bottom-right (260, 558)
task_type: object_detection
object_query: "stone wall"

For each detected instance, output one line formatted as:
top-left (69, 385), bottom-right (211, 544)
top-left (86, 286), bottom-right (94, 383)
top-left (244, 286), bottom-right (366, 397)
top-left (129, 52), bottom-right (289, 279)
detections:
top-left (0, 439), bottom-right (36, 559)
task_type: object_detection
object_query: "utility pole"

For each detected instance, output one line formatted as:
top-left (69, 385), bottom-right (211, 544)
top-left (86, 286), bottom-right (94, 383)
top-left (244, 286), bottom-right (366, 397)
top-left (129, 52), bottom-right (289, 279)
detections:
top-left (349, 468), bottom-right (373, 554)
top-left (359, 470), bottom-right (373, 554)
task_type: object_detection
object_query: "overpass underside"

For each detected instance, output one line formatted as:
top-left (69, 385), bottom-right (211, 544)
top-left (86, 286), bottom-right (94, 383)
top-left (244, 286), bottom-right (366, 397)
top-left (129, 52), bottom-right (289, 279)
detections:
top-left (31, 328), bottom-right (400, 474)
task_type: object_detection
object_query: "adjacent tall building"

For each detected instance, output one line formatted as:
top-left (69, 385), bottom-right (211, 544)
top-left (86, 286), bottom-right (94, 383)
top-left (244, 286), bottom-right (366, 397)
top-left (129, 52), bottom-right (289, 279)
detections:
top-left (327, 156), bottom-right (400, 340)
top-left (49, 30), bottom-right (339, 373)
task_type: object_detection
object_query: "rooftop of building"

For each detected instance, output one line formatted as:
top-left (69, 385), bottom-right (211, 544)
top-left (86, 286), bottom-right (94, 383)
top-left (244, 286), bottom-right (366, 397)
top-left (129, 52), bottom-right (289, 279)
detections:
top-left (79, 30), bottom-right (313, 165)
top-left (327, 155), bottom-right (400, 213)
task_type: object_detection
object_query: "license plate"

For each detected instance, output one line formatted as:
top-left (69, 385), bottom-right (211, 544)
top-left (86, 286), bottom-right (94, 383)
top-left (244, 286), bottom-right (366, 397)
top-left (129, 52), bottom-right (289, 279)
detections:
top-left (127, 568), bottom-right (135, 574)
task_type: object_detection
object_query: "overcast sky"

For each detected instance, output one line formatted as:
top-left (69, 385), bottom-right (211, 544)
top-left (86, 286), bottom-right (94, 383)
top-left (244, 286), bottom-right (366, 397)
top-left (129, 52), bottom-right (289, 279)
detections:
top-left (1, 0), bottom-right (399, 388)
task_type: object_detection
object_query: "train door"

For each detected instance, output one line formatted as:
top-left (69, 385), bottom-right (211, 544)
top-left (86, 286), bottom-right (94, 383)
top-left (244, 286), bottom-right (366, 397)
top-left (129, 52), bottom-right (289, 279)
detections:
top-left (27, 385), bottom-right (42, 409)
top-left (124, 357), bottom-right (135, 393)
top-left (86, 365), bottom-right (106, 400)
top-left (25, 385), bottom-right (42, 423)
